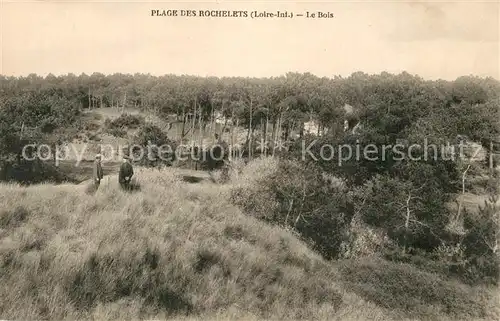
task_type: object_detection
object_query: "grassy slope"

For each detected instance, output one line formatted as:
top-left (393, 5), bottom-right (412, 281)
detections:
top-left (0, 163), bottom-right (498, 321)
top-left (0, 168), bottom-right (342, 320)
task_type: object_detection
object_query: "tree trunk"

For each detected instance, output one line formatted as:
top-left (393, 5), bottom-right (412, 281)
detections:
top-left (53, 143), bottom-right (58, 167)
top-left (191, 99), bottom-right (197, 144)
top-left (231, 106), bottom-right (235, 160)
top-left (264, 113), bottom-right (269, 139)
top-left (271, 119), bottom-right (276, 157)
top-left (285, 199), bottom-right (294, 227)
top-left (181, 106), bottom-right (186, 139)
top-left (20, 122), bottom-right (24, 141)
top-left (403, 193), bottom-right (411, 254)
top-left (264, 113), bottom-right (269, 157)
top-left (249, 98), bottom-right (253, 160)
top-left (235, 118), bottom-right (240, 160)
top-left (271, 117), bottom-right (276, 153)
top-left (260, 118), bottom-right (264, 157)
top-left (490, 141), bottom-right (494, 173)
top-left (277, 113), bottom-right (283, 151)
top-left (457, 164), bottom-right (472, 219)
top-left (122, 92), bottom-right (127, 112)
top-left (209, 103), bottom-right (214, 138)
top-left (199, 111), bottom-right (203, 147)
top-left (198, 113), bottom-right (203, 170)
top-left (213, 107), bottom-right (217, 138)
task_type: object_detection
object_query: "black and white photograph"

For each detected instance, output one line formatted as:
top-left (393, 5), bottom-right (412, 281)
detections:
top-left (0, 0), bottom-right (499, 320)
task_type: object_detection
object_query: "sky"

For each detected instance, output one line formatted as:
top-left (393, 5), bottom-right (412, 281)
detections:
top-left (0, 0), bottom-right (499, 80)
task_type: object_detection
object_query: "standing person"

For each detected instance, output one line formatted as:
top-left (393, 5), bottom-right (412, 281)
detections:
top-left (93, 154), bottom-right (104, 190)
top-left (119, 156), bottom-right (134, 190)
top-left (207, 133), bottom-right (225, 171)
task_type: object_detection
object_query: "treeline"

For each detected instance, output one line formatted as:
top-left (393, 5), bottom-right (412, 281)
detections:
top-left (0, 86), bottom-right (85, 182)
top-left (2, 72), bottom-right (499, 141)
top-left (0, 71), bottom-right (499, 181)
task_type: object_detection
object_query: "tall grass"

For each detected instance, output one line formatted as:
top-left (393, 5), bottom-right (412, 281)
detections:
top-left (0, 162), bottom-right (498, 320)
top-left (0, 168), bottom-right (342, 320)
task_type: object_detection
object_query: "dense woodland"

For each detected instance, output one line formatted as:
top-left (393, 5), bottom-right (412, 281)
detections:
top-left (0, 71), bottom-right (499, 287)
top-left (1, 71), bottom-right (499, 143)
top-left (1, 72), bottom-right (499, 163)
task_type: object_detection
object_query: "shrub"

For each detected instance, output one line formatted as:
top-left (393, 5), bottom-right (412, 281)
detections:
top-left (339, 216), bottom-right (393, 259)
top-left (105, 127), bottom-right (127, 138)
top-left (88, 133), bottom-right (101, 141)
top-left (207, 167), bottom-right (230, 184)
top-left (132, 124), bottom-right (176, 167)
top-left (462, 193), bottom-right (500, 285)
top-left (1, 159), bottom-right (77, 185)
top-left (355, 174), bottom-right (449, 252)
top-left (108, 114), bottom-right (145, 130)
top-left (231, 158), bottom-right (354, 259)
top-left (339, 257), bottom-right (490, 319)
top-left (230, 158), bottom-right (281, 220)
top-left (0, 206), bottom-right (30, 228)
top-left (103, 114), bottom-right (145, 137)
top-left (83, 121), bottom-right (101, 132)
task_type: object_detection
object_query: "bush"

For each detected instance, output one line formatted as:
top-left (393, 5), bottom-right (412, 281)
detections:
top-left (461, 193), bottom-right (500, 285)
top-left (339, 257), bottom-right (491, 319)
top-left (1, 159), bottom-right (78, 185)
top-left (0, 206), bottom-right (30, 228)
top-left (132, 124), bottom-right (176, 167)
top-left (230, 158), bottom-right (281, 220)
top-left (339, 216), bottom-right (393, 259)
top-left (88, 133), bottom-right (101, 141)
top-left (105, 127), bottom-right (127, 138)
top-left (382, 245), bottom-right (472, 283)
top-left (108, 114), bottom-right (145, 130)
top-left (231, 158), bottom-right (354, 259)
top-left (103, 114), bottom-right (145, 137)
top-left (83, 120), bottom-right (101, 132)
top-left (355, 174), bottom-right (449, 252)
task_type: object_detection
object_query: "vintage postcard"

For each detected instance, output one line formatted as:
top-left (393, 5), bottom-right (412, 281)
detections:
top-left (0, 1), bottom-right (499, 320)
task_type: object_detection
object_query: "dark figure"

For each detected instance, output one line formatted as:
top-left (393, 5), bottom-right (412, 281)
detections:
top-left (93, 154), bottom-right (104, 189)
top-left (209, 133), bottom-right (228, 170)
top-left (192, 145), bottom-right (201, 170)
top-left (119, 156), bottom-right (134, 190)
